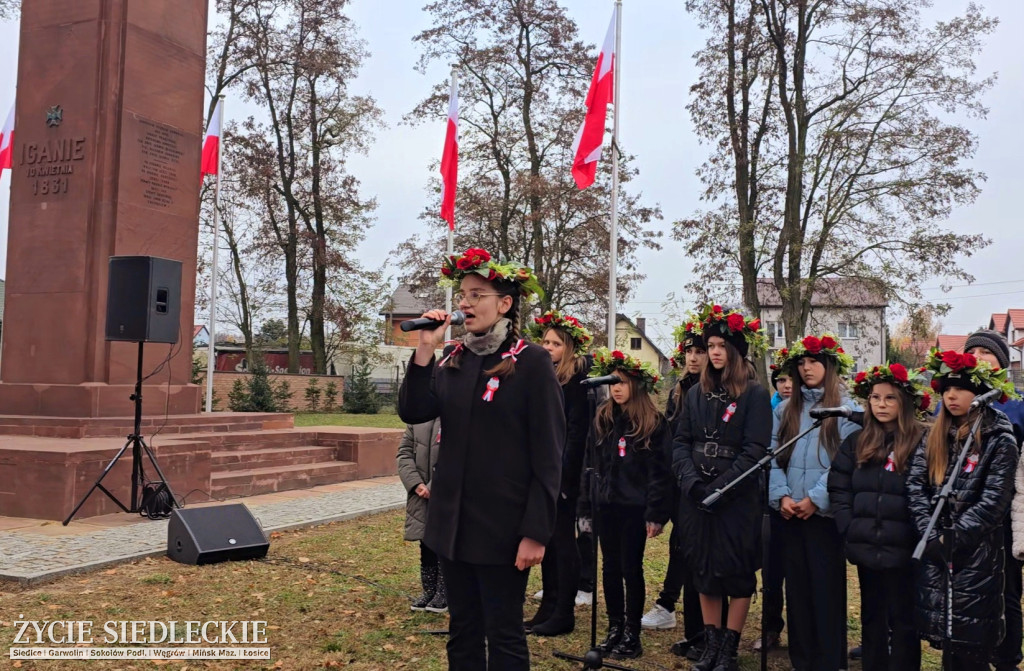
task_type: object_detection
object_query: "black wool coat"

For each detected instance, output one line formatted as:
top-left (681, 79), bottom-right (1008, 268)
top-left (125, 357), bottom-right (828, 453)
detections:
top-left (672, 380), bottom-right (772, 579)
top-left (398, 336), bottom-right (566, 566)
top-left (560, 358), bottom-right (591, 500)
top-left (580, 409), bottom-right (673, 524)
top-left (827, 429), bottom-right (921, 569)
top-left (664, 372), bottom-right (700, 423)
top-left (905, 408), bottom-right (1019, 648)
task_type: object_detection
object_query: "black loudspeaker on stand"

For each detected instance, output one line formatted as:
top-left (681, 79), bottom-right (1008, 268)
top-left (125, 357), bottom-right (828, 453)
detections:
top-left (553, 386), bottom-right (639, 671)
top-left (105, 256), bottom-right (182, 344)
top-left (62, 256), bottom-right (183, 526)
top-left (167, 504), bottom-right (269, 565)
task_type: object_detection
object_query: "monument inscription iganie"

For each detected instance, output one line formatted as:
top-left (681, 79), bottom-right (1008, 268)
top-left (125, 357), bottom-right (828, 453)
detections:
top-left (17, 105), bottom-right (87, 196)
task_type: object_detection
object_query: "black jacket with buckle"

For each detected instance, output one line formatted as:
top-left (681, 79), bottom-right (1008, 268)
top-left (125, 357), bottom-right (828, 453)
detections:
top-left (672, 378), bottom-right (772, 579)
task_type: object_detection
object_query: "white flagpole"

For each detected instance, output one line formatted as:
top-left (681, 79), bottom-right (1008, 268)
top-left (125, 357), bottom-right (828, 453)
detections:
top-left (445, 66), bottom-right (457, 343)
top-left (607, 1), bottom-right (622, 347)
top-left (205, 95), bottom-right (225, 413)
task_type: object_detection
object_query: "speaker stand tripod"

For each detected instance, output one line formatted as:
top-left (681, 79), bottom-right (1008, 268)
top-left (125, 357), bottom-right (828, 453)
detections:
top-left (63, 342), bottom-right (177, 526)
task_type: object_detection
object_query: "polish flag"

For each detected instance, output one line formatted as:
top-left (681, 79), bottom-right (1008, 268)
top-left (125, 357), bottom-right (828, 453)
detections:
top-left (0, 102), bottom-right (13, 171)
top-left (439, 76), bottom-right (458, 230)
top-left (571, 7), bottom-right (617, 189)
top-left (200, 99), bottom-right (222, 182)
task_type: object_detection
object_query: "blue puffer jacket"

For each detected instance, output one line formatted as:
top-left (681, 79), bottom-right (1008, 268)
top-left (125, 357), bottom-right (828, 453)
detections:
top-left (769, 386), bottom-right (860, 516)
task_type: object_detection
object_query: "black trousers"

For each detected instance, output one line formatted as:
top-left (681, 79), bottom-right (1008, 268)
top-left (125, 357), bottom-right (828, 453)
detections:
top-left (857, 564), bottom-right (920, 670)
top-left (995, 514), bottom-right (1023, 669)
top-left (761, 510), bottom-right (786, 634)
top-left (657, 522), bottom-right (704, 639)
top-left (598, 504), bottom-right (648, 629)
top-left (578, 528), bottom-right (595, 592)
top-left (421, 542), bottom-right (439, 570)
top-left (784, 515), bottom-right (846, 671)
top-left (950, 644), bottom-right (997, 671)
top-left (538, 495), bottom-right (581, 617)
top-left (439, 556), bottom-right (531, 671)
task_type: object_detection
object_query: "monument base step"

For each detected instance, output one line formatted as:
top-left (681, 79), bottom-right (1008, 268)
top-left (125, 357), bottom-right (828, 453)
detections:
top-left (0, 413), bottom-right (293, 439)
top-left (211, 461), bottom-right (360, 499)
top-left (0, 423), bottom-right (402, 520)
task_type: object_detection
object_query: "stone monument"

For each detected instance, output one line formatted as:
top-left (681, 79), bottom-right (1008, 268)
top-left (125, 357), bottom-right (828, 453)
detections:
top-left (0, 1), bottom-right (207, 417)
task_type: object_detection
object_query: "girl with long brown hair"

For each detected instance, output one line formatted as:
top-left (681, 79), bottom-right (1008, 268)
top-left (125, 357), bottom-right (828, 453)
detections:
top-left (827, 364), bottom-right (933, 670)
top-left (906, 350), bottom-right (1019, 670)
top-left (581, 347), bottom-right (673, 660)
top-left (399, 247), bottom-right (565, 671)
top-left (646, 319), bottom-right (708, 657)
top-left (769, 334), bottom-right (859, 671)
top-left (523, 310), bottom-right (593, 636)
top-left (673, 304), bottom-right (771, 671)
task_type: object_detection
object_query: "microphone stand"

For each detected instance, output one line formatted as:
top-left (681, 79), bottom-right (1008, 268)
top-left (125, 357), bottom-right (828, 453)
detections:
top-left (701, 418), bottom-right (825, 671)
top-left (553, 385), bottom-right (638, 671)
top-left (912, 389), bottom-right (998, 671)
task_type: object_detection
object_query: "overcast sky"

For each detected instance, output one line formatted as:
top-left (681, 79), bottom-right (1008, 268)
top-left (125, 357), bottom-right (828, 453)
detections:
top-left (1, 0), bottom-right (1021, 351)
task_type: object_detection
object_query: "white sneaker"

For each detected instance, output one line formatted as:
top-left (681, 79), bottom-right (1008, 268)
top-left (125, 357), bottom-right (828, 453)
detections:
top-left (574, 590), bottom-right (593, 606)
top-left (640, 604), bottom-right (676, 630)
top-left (532, 589), bottom-right (543, 601)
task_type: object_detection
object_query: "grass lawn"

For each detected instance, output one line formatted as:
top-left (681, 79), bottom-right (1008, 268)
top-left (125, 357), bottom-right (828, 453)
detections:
top-left (294, 412), bottom-right (406, 429)
top-left (0, 509), bottom-right (948, 670)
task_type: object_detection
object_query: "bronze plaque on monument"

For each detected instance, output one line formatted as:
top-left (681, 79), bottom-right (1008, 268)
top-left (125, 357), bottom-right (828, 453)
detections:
top-left (0, 1), bottom-right (207, 416)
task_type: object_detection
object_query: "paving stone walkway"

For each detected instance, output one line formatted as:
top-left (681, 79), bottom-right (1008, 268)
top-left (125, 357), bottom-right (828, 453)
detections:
top-left (0, 476), bottom-right (406, 584)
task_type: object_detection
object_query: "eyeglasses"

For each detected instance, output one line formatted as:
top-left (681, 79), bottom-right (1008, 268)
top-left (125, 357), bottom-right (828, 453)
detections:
top-left (868, 394), bottom-right (899, 406)
top-left (454, 290), bottom-right (502, 306)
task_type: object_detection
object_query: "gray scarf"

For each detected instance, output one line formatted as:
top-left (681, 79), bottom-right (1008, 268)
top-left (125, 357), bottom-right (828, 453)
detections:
top-left (463, 319), bottom-right (512, 356)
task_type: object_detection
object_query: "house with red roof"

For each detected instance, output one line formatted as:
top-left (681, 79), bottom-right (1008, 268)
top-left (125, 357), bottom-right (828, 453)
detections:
top-left (935, 334), bottom-right (969, 354)
top-left (990, 309), bottom-right (1024, 373)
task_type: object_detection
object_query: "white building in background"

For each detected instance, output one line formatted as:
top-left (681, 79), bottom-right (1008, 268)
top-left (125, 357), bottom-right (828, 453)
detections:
top-left (757, 278), bottom-right (888, 372)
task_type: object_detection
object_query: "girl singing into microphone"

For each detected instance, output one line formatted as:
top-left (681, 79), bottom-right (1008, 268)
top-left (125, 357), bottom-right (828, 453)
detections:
top-left (907, 349), bottom-right (1019, 671)
top-left (581, 347), bottom-right (673, 660)
top-left (827, 363), bottom-right (933, 671)
top-left (769, 333), bottom-right (859, 671)
top-left (673, 304), bottom-right (771, 671)
top-left (523, 310), bottom-right (593, 636)
top-left (398, 247), bottom-right (566, 671)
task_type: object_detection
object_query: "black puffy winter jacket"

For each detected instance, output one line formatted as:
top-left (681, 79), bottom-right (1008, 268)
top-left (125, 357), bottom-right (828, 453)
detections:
top-left (827, 429), bottom-right (921, 569)
top-left (905, 408), bottom-right (1019, 648)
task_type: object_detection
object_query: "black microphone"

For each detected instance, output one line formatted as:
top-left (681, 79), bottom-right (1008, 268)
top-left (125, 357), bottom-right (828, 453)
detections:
top-left (809, 406), bottom-right (855, 420)
top-left (849, 410), bottom-right (865, 427)
top-left (400, 310), bottom-right (466, 332)
top-left (971, 388), bottom-right (1003, 407)
top-left (581, 374), bottom-right (621, 387)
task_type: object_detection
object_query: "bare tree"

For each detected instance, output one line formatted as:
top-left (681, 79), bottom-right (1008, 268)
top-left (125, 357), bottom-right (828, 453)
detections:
top-left (404, 0), bottom-right (661, 330)
top-left (0, 0), bottom-right (18, 20)
top-left (678, 0), bottom-right (994, 349)
top-left (212, 0), bottom-right (382, 373)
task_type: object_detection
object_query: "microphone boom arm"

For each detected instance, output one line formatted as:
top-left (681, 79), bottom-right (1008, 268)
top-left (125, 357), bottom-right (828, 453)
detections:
top-left (701, 419), bottom-right (824, 508)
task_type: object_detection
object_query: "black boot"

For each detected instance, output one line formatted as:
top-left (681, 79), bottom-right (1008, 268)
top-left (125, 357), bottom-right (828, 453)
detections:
top-left (410, 562), bottom-right (437, 611)
top-left (692, 626), bottom-right (723, 671)
top-left (597, 621), bottom-right (623, 653)
top-left (524, 597), bottom-right (556, 630)
top-left (529, 610), bottom-right (575, 636)
top-left (711, 628), bottom-right (740, 671)
top-left (424, 568), bottom-right (447, 613)
top-left (670, 630), bottom-right (705, 659)
top-left (610, 623), bottom-right (643, 659)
